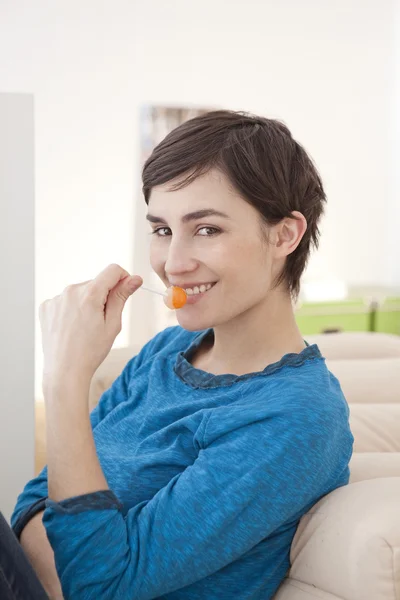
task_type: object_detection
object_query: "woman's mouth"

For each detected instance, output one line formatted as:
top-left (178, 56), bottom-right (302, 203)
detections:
top-left (183, 282), bottom-right (217, 305)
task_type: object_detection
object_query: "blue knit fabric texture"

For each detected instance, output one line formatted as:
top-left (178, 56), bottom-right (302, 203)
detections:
top-left (11, 326), bottom-right (354, 599)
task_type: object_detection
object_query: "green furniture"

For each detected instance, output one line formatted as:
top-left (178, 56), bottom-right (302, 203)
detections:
top-left (295, 289), bottom-right (400, 336)
top-left (375, 296), bottom-right (400, 335)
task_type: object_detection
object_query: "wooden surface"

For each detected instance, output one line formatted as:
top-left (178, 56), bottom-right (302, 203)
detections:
top-left (35, 401), bottom-right (46, 475)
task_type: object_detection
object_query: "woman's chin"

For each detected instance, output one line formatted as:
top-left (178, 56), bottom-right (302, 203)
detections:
top-left (175, 313), bottom-right (212, 332)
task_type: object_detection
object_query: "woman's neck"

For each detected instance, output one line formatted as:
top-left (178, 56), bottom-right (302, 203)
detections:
top-left (197, 288), bottom-right (305, 376)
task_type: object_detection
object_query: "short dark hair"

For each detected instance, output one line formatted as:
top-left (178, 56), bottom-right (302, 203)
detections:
top-left (142, 110), bottom-right (326, 300)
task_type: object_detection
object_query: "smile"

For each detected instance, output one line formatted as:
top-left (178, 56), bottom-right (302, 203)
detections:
top-left (184, 282), bottom-right (216, 296)
top-left (183, 282), bottom-right (217, 305)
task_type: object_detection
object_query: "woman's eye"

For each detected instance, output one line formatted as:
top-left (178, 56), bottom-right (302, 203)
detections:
top-left (150, 226), bottom-right (220, 237)
top-left (150, 227), bottom-right (171, 236)
top-left (197, 227), bottom-right (220, 236)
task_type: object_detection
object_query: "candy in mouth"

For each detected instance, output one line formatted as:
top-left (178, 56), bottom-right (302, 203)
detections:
top-left (163, 286), bottom-right (188, 309)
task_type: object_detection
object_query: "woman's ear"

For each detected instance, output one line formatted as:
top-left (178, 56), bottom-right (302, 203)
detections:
top-left (274, 211), bottom-right (307, 257)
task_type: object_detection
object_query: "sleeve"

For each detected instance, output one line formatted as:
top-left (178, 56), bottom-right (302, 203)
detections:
top-left (10, 327), bottom-right (179, 538)
top-left (41, 405), bottom-right (353, 600)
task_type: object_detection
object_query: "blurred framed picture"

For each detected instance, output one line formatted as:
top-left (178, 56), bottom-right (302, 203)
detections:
top-left (139, 105), bottom-right (210, 164)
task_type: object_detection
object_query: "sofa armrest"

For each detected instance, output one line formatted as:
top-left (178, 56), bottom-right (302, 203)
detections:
top-left (278, 478), bottom-right (400, 600)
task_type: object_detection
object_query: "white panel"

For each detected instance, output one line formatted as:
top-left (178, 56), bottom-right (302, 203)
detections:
top-left (0, 93), bottom-right (35, 524)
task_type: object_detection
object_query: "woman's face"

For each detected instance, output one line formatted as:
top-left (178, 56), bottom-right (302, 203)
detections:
top-left (147, 168), bottom-right (281, 331)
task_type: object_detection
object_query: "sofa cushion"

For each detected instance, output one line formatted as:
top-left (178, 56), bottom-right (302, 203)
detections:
top-left (349, 404), bottom-right (400, 452)
top-left (306, 332), bottom-right (400, 360)
top-left (283, 477), bottom-right (400, 600)
top-left (349, 452), bottom-right (400, 483)
top-left (274, 579), bottom-right (344, 599)
top-left (326, 358), bottom-right (400, 404)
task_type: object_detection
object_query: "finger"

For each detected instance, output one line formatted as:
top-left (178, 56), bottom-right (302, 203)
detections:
top-left (90, 264), bottom-right (131, 297)
top-left (104, 275), bottom-right (143, 330)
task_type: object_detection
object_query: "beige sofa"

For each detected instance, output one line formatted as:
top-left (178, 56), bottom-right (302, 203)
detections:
top-left (35, 331), bottom-right (400, 599)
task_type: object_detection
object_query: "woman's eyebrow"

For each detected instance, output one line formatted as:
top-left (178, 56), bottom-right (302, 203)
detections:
top-left (146, 209), bottom-right (231, 224)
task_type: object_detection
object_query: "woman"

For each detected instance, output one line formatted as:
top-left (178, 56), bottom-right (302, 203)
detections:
top-left (3, 110), bottom-right (353, 599)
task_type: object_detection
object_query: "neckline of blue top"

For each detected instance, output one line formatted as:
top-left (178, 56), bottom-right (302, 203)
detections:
top-left (173, 328), bottom-right (323, 389)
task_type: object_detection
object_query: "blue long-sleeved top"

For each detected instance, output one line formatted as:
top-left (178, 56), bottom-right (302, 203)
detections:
top-left (11, 326), bottom-right (354, 600)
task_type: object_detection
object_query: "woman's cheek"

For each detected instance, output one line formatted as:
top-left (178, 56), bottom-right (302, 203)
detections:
top-left (149, 246), bottom-right (163, 275)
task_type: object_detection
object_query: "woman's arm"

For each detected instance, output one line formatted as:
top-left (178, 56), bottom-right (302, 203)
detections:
top-left (41, 404), bottom-right (353, 599)
top-left (20, 510), bottom-right (63, 600)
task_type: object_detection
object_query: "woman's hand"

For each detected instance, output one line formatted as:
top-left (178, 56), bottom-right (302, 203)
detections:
top-left (39, 264), bottom-right (142, 391)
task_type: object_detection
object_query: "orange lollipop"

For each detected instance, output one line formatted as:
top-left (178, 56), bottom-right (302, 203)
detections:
top-left (139, 284), bottom-right (187, 310)
top-left (163, 286), bottom-right (187, 309)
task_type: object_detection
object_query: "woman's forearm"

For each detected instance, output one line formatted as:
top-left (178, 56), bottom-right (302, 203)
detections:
top-left (20, 510), bottom-right (64, 599)
top-left (45, 378), bottom-right (109, 502)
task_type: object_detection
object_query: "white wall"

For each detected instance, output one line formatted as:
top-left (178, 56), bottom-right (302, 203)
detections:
top-left (0, 0), bottom-right (398, 401)
top-left (389, 0), bottom-right (400, 285)
top-left (0, 94), bottom-right (35, 521)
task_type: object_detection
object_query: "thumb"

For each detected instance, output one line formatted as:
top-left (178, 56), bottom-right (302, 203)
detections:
top-left (105, 275), bottom-right (143, 328)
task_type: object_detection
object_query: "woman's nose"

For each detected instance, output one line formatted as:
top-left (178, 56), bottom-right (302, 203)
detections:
top-left (164, 239), bottom-right (197, 275)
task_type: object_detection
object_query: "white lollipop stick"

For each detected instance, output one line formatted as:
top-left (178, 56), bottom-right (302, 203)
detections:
top-left (139, 285), bottom-right (166, 297)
